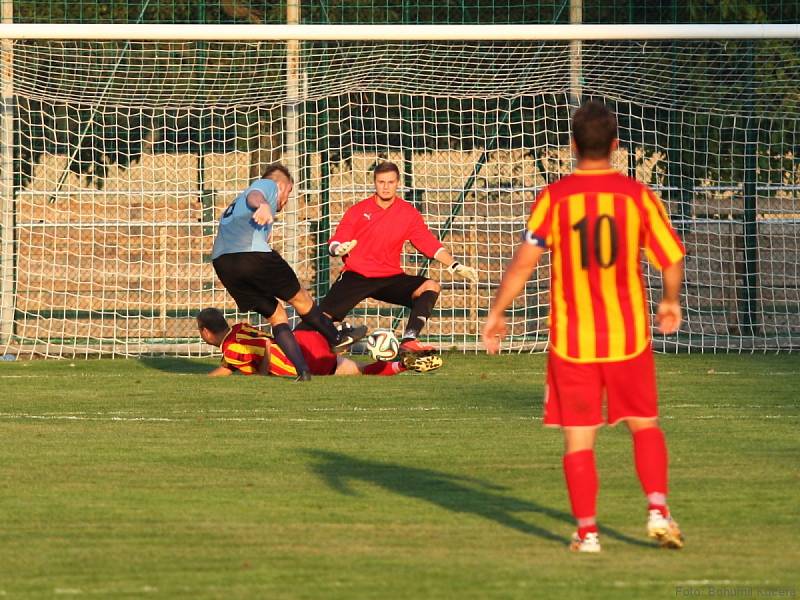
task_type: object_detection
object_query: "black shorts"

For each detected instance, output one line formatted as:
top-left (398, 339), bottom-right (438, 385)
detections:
top-left (319, 270), bottom-right (428, 321)
top-left (212, 251), bottom-right (301, 318)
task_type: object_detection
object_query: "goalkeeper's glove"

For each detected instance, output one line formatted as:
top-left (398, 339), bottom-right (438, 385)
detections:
top-left (448, 261), bottom-right (478, 283)
top-left (329, 240), bottom-right (357, 257)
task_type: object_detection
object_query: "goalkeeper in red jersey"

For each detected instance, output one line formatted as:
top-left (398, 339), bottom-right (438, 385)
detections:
top-left (483, 101), bottom-right (685, 553)
top-left (316, 161), bottom-right (478, 356)
top-left (197, 308), bottom-right (442, 378)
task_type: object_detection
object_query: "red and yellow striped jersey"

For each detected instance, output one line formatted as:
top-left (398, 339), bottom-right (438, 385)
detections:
top-left (525, 168), bottom-right (685, 363)
top-left (220, 323), bottom-right (298, 377)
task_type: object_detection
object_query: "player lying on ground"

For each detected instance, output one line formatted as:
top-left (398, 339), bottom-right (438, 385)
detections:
top-left (313, 161), bottom-right (477, 356)
top-left (211, 163), bottom-right (366, 381)
top-left (483, 101), bottom-right (685, 553)
top-left (197, 308), bottom-right (442, 378)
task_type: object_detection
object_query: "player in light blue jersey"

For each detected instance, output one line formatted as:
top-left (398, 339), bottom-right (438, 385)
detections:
top-left (211, 177), bottom-right (281, 259)
top-left (211, 164), bottom-right (366, 381)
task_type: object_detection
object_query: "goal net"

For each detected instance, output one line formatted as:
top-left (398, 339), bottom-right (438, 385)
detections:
top-left (1, 25), bottom-right (798, 357)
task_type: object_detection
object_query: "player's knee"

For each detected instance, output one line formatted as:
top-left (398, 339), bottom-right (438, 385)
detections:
top-left (253, 301), bottom-right (279, 322)
top-left (626, 417), bottom-right (660, 434)
top-left (415, 279), bottom-right (440, 297)
top-left (288, 288), bottom-right (313, 313)
top-left (265, 304), bottom-right (288, 325)
top-left (563, 427), bottom-right (598, 454)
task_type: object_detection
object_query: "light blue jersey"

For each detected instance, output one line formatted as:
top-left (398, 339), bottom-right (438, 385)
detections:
top-left (211, 178), bottom-right (279, 259)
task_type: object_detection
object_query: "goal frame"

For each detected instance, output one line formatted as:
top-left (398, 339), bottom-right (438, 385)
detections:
top-left (1, 23), bottom-right (799, 356)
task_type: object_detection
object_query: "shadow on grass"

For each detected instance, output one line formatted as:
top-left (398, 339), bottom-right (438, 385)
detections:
top-left (138, 356), bottom-right (212, 375)
top-left (303, 449), bottom-right (651, 548)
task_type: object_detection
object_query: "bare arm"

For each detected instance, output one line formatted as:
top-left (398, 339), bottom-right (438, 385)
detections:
top-left (482, 243), bottom-right (544, 354)
top-left (246, 190), bottom-right (268, 210)
top-left (661, 259), bottom-right (683, 303)
top-left (656, 259), bottom-right (684, 334)
top-left (433, 247), bottom-right (455, 267)
top-left (256, 343), bottom-right (272, 376)
top-left (247, 191), bottom-right (274, 226)
top-left (247, 184), bottom-right (284, 226)
top-left (433, 248), bottom-right (478, 283)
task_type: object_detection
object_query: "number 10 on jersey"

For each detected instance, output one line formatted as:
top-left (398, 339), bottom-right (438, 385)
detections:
top-left (572, 215), bottom-right (618, 269)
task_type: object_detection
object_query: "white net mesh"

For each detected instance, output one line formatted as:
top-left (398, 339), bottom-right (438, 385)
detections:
top-left (1, 37), bottom-right (799, 357)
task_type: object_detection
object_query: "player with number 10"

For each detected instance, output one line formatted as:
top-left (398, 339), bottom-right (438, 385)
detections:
top-left (483, 101), bottom-right (686, 553)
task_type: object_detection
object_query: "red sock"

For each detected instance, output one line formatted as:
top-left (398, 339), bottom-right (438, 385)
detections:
top-left (563, 449), bottom-right (598, 537)
top-left (362, 361), bottom-right (404, 376)
top-left (633, 427), bottom-right (669, 514)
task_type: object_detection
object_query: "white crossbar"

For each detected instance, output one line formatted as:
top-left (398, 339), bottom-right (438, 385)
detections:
top-left (0, 23), bottom-right (798, 41)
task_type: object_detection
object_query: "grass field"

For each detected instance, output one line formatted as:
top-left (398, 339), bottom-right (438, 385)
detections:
top-left (0, 352), bottom-right (798, 599)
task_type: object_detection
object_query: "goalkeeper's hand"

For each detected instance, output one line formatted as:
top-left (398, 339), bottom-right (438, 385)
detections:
top-left (448, 261), bottom-right (478, 283)
top-left (329, 240), bottom-right (357, 257)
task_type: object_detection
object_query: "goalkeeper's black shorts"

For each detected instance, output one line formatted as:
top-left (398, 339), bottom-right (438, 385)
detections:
top-left (319, 270), bottom-right (429, 321)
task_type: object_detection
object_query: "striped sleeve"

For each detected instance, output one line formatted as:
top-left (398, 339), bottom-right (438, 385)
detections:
top-left (640, 187), bottom-right (685, 270)
top-left (222, 343), bottom-right (258, 375)
top-left (523, 189), bottom-right (552, 247)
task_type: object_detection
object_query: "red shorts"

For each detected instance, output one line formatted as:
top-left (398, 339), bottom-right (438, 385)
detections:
top-left (294, 330), bottom-right (338, 376)
top-left (543, 347), bottom-right (658, 427)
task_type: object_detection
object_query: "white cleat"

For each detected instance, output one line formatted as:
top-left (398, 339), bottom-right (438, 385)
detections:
top-left (647, 509), bottom-right (684, 549)
top-left (569, 531), bottom-right (601, 553)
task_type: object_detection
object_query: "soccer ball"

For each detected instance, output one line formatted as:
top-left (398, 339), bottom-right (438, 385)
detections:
top-left (366, 329), bottom-right (400, 361)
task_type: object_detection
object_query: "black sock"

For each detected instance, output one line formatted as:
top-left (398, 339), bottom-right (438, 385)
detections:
top-left (299, 303), bottom-right (340, 346)
top-left (403, 290), bottom-right (439, 340)
top-left (272, 323), bottom-right (311, 376)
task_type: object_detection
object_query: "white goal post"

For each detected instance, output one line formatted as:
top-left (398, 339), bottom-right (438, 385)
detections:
top-left (1, 23), bottom-right (799, 357)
